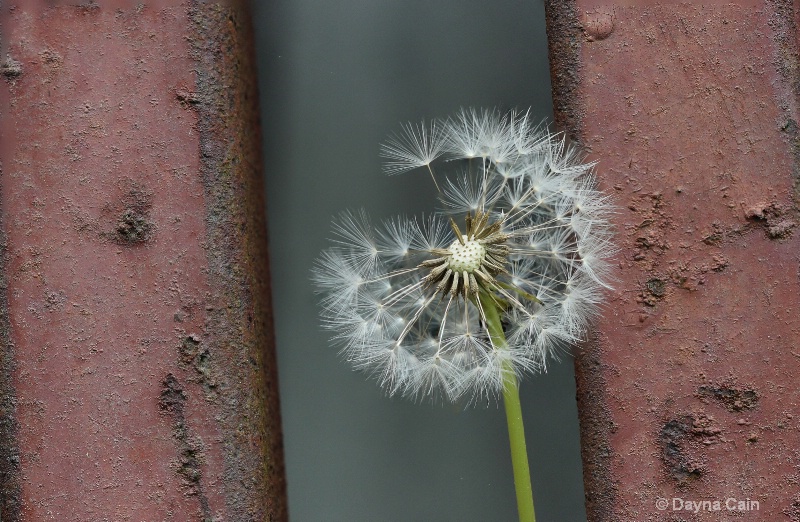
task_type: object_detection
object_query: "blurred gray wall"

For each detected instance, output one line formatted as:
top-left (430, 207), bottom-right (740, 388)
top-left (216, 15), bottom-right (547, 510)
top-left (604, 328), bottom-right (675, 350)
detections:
top-left (253, 2), bottom-right (588, 521)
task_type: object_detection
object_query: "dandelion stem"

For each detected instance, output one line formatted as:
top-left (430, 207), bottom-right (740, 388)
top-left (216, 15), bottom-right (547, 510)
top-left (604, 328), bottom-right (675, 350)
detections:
top-left (479, 290), bottom-right (536, 522)
top-left (501, 366), bottom-right (536, 522)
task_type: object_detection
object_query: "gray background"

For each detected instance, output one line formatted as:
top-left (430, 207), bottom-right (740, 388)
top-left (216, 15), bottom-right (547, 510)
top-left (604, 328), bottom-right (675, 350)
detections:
top-left (254, 2), bottom-right (587, 521)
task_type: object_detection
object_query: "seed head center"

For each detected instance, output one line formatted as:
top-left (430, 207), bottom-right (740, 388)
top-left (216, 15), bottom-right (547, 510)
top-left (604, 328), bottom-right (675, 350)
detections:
top-left (447, 237), bottom-right (486, 273)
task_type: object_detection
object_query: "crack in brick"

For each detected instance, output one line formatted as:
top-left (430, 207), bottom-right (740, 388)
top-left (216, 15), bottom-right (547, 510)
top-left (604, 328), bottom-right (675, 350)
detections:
top-left (158, 374), bottom-right (212, 520)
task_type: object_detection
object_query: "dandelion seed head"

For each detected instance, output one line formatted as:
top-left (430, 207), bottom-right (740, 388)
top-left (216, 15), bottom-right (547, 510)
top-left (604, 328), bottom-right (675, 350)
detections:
top-left (447, 238), bottom-right (486, 273)
top-left (314, 108), bottom-right (615, 403)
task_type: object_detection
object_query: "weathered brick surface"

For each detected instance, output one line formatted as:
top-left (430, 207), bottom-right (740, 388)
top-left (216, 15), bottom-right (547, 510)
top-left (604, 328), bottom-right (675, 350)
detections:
top-left (0, 2), bottom-right (286, 520)
top-left (546, 2), bottom-right (800, 520)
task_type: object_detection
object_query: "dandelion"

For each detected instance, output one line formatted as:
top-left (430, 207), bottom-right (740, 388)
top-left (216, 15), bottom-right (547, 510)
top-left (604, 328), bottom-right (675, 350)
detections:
top-left (315, 108), bottom-right (612, 399)
top-left (313, 108), bottom-right (614, 522)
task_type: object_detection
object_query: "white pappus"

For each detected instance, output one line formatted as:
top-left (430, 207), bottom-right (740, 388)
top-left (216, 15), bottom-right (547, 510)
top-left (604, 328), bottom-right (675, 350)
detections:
top-left (313, 108), bottom-right (615, 403)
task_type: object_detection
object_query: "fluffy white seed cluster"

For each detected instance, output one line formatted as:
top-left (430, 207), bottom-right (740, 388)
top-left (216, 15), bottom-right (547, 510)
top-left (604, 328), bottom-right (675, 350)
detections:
top-left (313, 108), bottom-right (614, 402)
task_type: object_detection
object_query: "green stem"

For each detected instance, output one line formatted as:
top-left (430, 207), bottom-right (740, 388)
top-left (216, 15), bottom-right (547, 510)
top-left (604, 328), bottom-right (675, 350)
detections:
top-left (479, 291), bottom-right (536, 522)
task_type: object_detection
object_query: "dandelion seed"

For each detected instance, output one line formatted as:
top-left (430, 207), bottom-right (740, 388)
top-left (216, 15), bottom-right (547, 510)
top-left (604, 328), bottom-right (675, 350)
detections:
top-left (380, 119), bottom-right (445, 190)
top-left (313, 108), bottom-right (615, 402)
